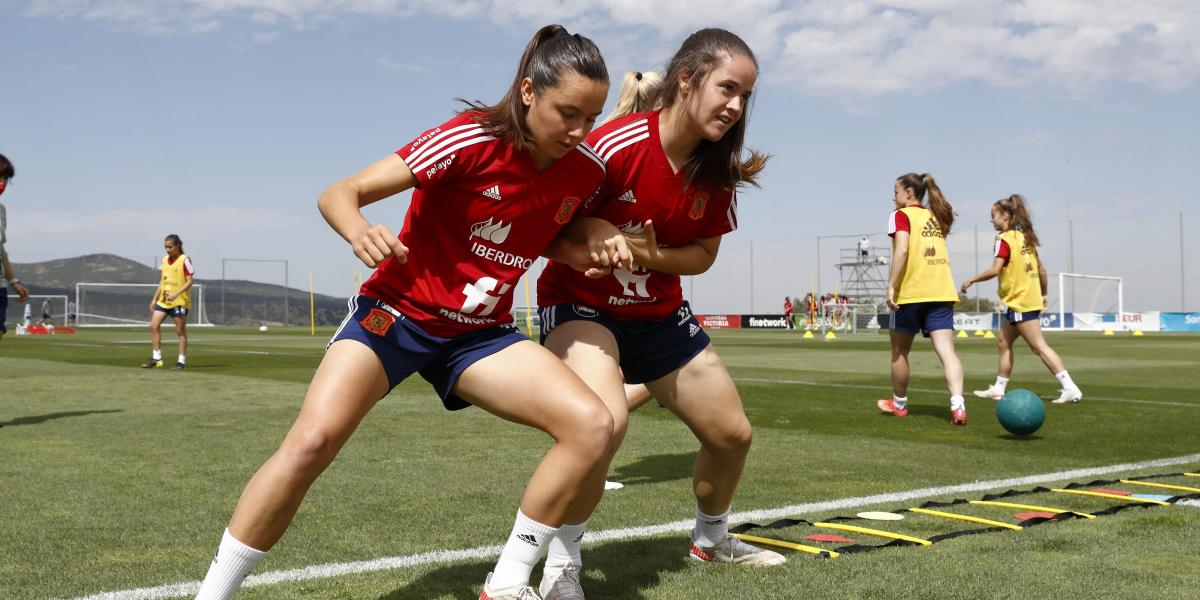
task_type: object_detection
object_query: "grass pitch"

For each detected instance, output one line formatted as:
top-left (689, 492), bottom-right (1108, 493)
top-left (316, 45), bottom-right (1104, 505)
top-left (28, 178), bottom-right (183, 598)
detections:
top-left (1, 326), bottom-right (1198, 599)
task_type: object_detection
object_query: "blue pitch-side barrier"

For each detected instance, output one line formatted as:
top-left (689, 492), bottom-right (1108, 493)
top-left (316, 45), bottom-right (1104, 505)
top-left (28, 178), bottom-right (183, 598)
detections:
top-left (1160, 312), bottom-right (1200, 332)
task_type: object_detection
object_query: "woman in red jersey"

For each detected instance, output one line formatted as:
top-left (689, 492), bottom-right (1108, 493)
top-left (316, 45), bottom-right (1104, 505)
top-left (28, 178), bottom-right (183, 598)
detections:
top-left (196, 26), bottom-right (616, 600)
top-left (536, 29), bottom-right (786, 582)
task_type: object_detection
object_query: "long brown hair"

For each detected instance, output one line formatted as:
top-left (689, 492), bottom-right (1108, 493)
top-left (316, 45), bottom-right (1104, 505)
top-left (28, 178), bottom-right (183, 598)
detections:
top-left (897, 172), bottom-right (954, 235)
top-left (164, 234), bottom-right (184, 253)
top-left (994, 194), bottom-right (1039, 247)
top-left (655, 28), bottom-right (768, 191)
top-left (603, 70), bottom-right (663, 124)
top-left (459, 25), bottom-right (607, 150)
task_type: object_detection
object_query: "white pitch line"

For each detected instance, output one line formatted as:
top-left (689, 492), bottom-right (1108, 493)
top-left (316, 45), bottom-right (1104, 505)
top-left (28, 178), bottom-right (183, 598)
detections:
top-left (734, 377), bottom-right (1200, 409)
top-left (1179, 500), bottom-right (1200, 509)
top-left (64, 452), bottom-right (1200, 600)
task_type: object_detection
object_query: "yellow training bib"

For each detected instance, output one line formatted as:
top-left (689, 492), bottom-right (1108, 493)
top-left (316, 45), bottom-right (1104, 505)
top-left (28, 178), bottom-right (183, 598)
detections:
top-left (997, 230), bottom-right (1042, 312)
top-left (158, 253), bottom-right (192, 309)
top-left (895, 207), bottom-right (958, 304)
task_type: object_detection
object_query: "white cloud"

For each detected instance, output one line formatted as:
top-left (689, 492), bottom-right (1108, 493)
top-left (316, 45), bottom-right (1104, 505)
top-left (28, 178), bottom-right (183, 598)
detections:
top-left (23, 0), bottom-right (1200, 98)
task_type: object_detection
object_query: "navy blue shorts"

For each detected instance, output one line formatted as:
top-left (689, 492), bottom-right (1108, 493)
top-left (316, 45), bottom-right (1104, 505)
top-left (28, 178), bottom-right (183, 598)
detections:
top-left (891, 301), bottom-right (955, 337)
top-left (1004, 308), bottom-right (1041, 324)
top-left (0, 289), bottom-right (7, 333)
top-left (329, 295), bottom-right (528, 411)
top-left (154, 304), bottom-right (189, 318)
top-left (538, 301), bottom-right (710, 385)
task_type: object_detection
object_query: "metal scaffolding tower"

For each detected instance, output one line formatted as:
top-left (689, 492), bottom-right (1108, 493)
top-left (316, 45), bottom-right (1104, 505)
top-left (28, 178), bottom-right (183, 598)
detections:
top-left (837, 245), bottom-right (889, 304)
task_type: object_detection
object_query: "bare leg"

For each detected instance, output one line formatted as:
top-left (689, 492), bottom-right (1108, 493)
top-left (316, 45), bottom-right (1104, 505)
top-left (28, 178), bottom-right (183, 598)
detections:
top-left (890, 329), bottom-right (916, 398)
top-left (227, 340), bottom-right (389, 549)
top-left (149, 309), bottom-right (168, 353)
top-left (540, 321), bottom-right (627, 526)
top-left (647, 346), bottom-right (751, 517)
top-left (174, 316), bottom-right (188, 359)
top-left (997, 319), bottom-right (1017, 378)
top-left (1015, 319), bottom-right (1067, 375)
top-left (929, 329), bottom-right (964, 397)
top-left (624, 383), bottom-right (654, 411)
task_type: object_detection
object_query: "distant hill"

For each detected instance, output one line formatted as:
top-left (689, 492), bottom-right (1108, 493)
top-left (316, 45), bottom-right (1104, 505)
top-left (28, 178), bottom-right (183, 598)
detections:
top-left (12, 254), bottom-right (351, 326)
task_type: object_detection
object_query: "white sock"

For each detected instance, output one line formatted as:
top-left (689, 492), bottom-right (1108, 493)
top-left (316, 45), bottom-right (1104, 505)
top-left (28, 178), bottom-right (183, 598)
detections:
top-left (994, 376), bottom-right (1009, 390)
top-left (152, 348), bottom-right (162, 361)
top-left (892, 395), bottom-right (908, 409)
top-left (489, 510), bottom-right (557, 591)
top-left (195, 529), bottom-right (267, 600)
top-left (543, 521), bottom-right (586, 576)
top-left (1055, 371), bottom-right (1078, 390)
top-left (693, 505), bottom-right (731, 547)
top-left (178, 354), bottom-right (187, 364)
top-left (950, 395), bottom-right (966, 411)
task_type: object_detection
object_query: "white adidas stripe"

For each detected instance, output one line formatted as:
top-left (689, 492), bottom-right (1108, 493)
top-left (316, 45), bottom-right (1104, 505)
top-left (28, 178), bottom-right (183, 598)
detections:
top-left (594, 124), bottom-right (648, 158)
top-left (726, 194), bottom-right (738, 230)
top-left (576, 142), bottom-right (605, 171)
top-left (594, 118), bottom-right (647, 151)
top-left (409, 135), bottom-right (495, 174)
top-left (599, 131), bottom-right (649, 162)
top-left (326, 296), bottom-right (360, 349)
top-left (405, 123), bottom-right (483, 167)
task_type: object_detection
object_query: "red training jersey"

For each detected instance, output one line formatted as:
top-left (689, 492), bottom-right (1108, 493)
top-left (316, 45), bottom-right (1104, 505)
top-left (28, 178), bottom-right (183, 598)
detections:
top-left (360, 112), bottom-right (605, 338)
top-left (537, 111), bottom-right (738, 320)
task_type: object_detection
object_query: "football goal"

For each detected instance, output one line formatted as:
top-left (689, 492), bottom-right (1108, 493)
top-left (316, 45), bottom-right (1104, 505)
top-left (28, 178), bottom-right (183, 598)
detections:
top-left (75, 283), bottom-right (214, 327)
top-left (1043, 272), bottom-right (1124, 331)
top-left (4, 294), bottom-right (69, 327)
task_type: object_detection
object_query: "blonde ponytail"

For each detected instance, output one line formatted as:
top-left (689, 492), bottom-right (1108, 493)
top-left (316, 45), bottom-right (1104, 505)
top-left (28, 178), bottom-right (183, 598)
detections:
top-left (603, 70), bottom-right (663, 123)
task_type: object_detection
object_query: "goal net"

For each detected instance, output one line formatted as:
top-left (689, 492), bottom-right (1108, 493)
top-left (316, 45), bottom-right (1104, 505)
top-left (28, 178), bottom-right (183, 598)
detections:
top-left (75, 283), bottom-right (214, 327)
top-left (814, 301), bottom-right (879, 334)
top-left (5, 294), bottom-right (69, 327)
top-left (1043, 273), bottom-right (1123, 331)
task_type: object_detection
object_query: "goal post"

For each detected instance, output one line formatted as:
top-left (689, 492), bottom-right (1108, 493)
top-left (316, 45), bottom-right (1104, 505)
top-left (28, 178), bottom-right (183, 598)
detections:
top-left (1045, 273), bottom-right (1124, 332)
top-left (75, 283), bottom-right (214, 327)
top-left (5, 294), bottom-right (68, 327)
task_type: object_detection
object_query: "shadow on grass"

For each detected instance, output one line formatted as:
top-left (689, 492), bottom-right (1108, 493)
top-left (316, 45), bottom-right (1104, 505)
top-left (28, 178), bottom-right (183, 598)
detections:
top-left (378, 536), bottom-right (689, 600)
top-left (609, 452), bottom-right (695, 485)
top-left (998, 433), bottom-right (1043, 441)
top-left (0, 409), bottom-right (123, 428)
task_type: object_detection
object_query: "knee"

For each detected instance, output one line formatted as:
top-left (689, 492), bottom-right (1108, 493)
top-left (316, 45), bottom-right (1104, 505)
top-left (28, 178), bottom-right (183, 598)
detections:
top-left (706, 418), bottom-right (753, 455)
top-left (563, 398), bottom-right (615, 457)
top-left (279, 427), bottom-right (340, 474)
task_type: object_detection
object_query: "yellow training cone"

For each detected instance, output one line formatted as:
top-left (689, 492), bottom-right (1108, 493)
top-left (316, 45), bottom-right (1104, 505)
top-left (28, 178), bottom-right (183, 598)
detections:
top-left (973, 330), bottom-right (984, 336)
top-left (1103, 329), bottom-right (1115, 336)
top-left (956, 330), bottom-right (968, 338)
top-left (983, 331), bottom-right (995, 339)
top-left (803, 331), bottom-right (815, 339)
top-left (824, 331), bottom-right (837, 340)
top-left (1132, 329), bottom-right (1144, 336)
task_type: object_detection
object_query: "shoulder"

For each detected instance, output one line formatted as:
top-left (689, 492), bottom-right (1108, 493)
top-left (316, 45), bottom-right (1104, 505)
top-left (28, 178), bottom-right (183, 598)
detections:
top-left (398, 112), bottom-right (498, 170)
top-left (587, 111), bottom-right (652, 164)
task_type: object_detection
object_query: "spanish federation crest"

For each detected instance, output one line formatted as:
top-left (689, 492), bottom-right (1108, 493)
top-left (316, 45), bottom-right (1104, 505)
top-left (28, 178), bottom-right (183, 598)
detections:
top-left (554, 196), bottom-right (581, 225)
top-left (360, 308), bottom-right (395, 336)
top-left (688, 192), bottom-right (708, 220)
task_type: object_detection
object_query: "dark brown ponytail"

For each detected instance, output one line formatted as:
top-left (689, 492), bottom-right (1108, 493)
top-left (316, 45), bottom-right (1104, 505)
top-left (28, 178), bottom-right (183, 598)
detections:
top-left (459, 25), bottom-right (608, 150)
top-left (994, 194), bottom-right (1039, 247)
top-left (897, 172), bottom-right (955, 235)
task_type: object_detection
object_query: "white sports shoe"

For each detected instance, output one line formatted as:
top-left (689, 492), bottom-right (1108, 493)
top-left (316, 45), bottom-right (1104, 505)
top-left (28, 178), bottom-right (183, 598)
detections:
top-left (539, 565), bottom-right (585, 600)
top-left (689, 534), bottom-right (787, 566)
top-left (1051, 388), bottom-right (1083, 404)
top-left (481, 573), bottom-right (542, 600)
top-left (973, 385), bottom-right (1005, 400)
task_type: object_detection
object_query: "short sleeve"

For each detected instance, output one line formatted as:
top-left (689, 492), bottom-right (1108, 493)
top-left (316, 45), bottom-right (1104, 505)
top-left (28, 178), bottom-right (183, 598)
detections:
top-left (183, 257), bottom-right (195, 276)
top-left (888, 210), bottom-right (910, 236)
top-left (697, 188), bottom-right (738, 238)
top-left (994, 238), bottom-right (1011, 264)
top-left (395, 114), bottom-right (494, 189)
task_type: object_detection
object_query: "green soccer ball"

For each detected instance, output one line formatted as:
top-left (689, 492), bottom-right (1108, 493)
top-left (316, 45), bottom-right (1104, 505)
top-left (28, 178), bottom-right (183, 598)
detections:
top-left (996, 389), bottom-right (1045, 436)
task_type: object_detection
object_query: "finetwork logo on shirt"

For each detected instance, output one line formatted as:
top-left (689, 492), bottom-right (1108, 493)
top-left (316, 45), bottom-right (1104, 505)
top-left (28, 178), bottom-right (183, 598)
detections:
top-left (469, 217), bottom-right (512, 244)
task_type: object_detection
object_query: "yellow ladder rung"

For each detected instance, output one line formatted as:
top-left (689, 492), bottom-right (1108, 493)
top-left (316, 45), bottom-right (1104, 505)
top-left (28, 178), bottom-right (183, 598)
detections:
top-left (731, 533), bottom-right (839, 558)
top-left (1120, 480), bottom-right (1200, 494)
top-left (1050, 489), bottom-right (1171, 505)
top-left (813, 522), bottom-right (933, 546)
top-left (969, 500), bottom-right (1096, 519)
top-left (908, 507), bottom-right (1023, 530)
top-left (1185, 473), bottom-right (1199, 478)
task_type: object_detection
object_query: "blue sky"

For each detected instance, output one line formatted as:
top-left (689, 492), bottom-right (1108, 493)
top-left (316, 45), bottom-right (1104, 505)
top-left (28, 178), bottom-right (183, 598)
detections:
top-left (3, 1), bottom-right (1198, 313)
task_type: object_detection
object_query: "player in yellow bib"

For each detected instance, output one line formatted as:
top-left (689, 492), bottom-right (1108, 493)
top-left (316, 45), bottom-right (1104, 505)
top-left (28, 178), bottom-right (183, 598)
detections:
top-left (960, 195), bottom-right (1083, 404)
top-left (878, 173), bottom-right (967, 425)
top-left (143, 234), bottom-right (194, 369)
